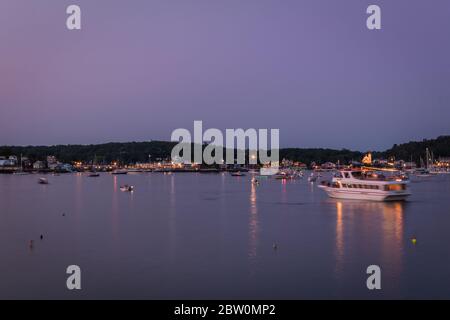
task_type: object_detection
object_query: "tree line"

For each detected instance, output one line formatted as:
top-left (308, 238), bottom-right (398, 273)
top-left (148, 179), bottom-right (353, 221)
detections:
top-left (1, 136), bottom-right (449, 166)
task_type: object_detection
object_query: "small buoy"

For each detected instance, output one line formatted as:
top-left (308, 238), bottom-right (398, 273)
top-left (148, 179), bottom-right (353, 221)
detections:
top-left (40, 235), bottom-right (43, 240)
top-left (62, 213), bottom-right (65, 216)
top-left (411, 237), bottom-right (417, 245)
top-left (272, 243), bottom-right (278, 250)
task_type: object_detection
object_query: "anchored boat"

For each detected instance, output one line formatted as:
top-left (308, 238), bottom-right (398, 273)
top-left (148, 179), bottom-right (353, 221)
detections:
top-left (111, 169), bottom-right (128, 175)
top-left (318, 169), bottom-right (411, 201)
top-left (38, 178), bottom-right (49, 185)
top-left (120, 185), bottom-right (134, 192)
top-left (88, 172), bottom-right (100, 177)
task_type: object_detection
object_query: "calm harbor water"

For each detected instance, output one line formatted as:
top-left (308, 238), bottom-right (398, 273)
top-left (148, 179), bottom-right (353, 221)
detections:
top-left (0, 172), bottom-right (450, 299)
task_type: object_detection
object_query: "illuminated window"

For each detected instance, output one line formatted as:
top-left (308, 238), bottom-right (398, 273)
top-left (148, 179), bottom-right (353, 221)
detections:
top-left (384, 184), bottom-right (405, 191)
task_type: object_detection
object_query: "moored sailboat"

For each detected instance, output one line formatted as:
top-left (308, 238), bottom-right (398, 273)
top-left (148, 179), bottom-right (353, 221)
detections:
top-left (13, 154), bottom-right (30, 175)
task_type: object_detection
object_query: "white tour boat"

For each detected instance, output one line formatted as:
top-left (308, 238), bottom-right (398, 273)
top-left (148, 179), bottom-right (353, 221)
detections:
top-left (318, 169), bottom-right (411, 201)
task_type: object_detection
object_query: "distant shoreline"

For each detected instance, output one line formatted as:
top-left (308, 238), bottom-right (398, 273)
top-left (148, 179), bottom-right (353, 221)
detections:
top-left (1, 136), bottom-right (449, 166)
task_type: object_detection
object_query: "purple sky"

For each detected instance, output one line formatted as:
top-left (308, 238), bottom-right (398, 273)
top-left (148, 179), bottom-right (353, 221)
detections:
top-left (1, 0), bottom-right (449, 151)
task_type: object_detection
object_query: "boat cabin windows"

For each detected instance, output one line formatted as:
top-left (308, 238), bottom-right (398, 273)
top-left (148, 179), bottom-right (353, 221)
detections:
top-left (332, 182), bottom-right (340, 188)
top-left (384, 184), bottom-right (406, 191)
top-left (340, 171), bottom-right (352, 179)
top-left (341, 183), bottom-right (380, 190)
top-left (341, 170), bottom-right (389, 181)
top-left (351, 171), bottom-right (362, 179)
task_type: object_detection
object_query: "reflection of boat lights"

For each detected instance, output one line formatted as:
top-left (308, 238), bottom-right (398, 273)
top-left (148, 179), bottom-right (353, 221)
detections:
top-left (335, 201), bottom-right (344, 274)
top-left (249, 182), bottom-right (258, 259)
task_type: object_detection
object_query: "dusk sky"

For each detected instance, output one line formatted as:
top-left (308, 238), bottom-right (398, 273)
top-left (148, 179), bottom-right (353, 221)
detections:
top-left (1, 0), bottom-right (449, 151)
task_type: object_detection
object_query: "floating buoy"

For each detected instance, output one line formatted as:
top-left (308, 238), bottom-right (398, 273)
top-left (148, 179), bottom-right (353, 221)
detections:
top-left (411, 237), bottom-right (417, 245)
top-left (40, 235), bottom-right (43, 240)
top-left (272, 243), bottom-right (278, 250)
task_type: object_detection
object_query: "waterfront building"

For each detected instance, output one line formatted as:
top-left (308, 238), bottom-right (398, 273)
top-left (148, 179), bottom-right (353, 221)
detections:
top-left (292, 162), bottom-right (307, 169)
top-left (362, 153), bottom-right (372, 165)
top-left (8, 156), bottom-right (18, 165)
top-left (373, 159), bottom-right (389, 166)
top-left (54, 163), bottom-right (74, 172)
top-left (437, 157), bottom-right (450, 167)
top-left (321, 162), bottom-right (336, 170)
top-left (33, 161), bottom-right (46, 170)
top-left (403, 161), bottom-right (417, 170)
top-left (0, 158), bottom-right (17, 167)
top-left (281, 158), bottom-right (294, 167)
top-left (46, 156), bottom-right (58, 168)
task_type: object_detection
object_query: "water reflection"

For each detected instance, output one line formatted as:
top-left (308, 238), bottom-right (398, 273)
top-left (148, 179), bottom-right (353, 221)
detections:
top-left (2, 173), bottom-right (449, 299)
top-left (280, 179), bottom-right (287, 204)
top-left (111, 176), bottom-right (119, 236)
top-left (335, 202), bottom-right (344, 275)
top-left (169, 174), bottom-right (176, 260)
top-left (334, 200), bottom-right (405, 281)
top-left (381, 201), bottom-right (404, 288)
top-left (386, 202), bottom-right (404, 245)
top-left (248, 182), bottom-right (259, 259)
top-left (75, 172), bottom-right (83, 219)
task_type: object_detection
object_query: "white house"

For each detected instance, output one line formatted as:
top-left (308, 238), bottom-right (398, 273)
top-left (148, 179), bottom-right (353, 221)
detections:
top-left (33, 161), bottom-right (46, 170)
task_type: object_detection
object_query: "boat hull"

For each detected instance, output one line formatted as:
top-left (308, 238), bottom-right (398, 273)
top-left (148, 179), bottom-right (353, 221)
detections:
top-left (321, 187), bottom-right (410, 201)
top-left (111, 171), bottom-right (127, 175)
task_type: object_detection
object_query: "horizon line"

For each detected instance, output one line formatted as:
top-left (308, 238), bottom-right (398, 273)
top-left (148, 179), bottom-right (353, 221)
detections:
top-left (1, 134), bottom-right (449, 154)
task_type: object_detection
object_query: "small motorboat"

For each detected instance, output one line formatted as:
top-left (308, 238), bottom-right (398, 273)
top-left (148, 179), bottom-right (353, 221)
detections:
top-left (273, 173), bottom-right (289, 180)
top-left (308, 173), bottom-right (318, 182)
top-left (112, 169), bottom-right (128, 175)
top-left (38, 178), bottom-right (49, 185)
top-left (120, 185), bottom-right (134, 192)
top-left (126, 169), bottom-right (144, 174)
top-left (413, 168), bottom-right (432, 178)
top-left (230, 171), bottom-right (245, 177)
top-left (88, 172), bottom-right (100, 177)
